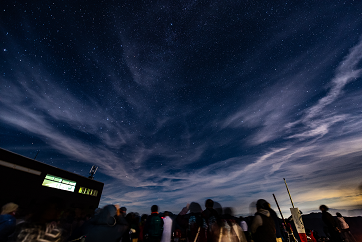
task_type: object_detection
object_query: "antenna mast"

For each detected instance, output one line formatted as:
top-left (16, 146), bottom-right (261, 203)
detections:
top-left (34, 150), bottom-right (40, 160)
top-left (88, 165), bottom-right (98, 179)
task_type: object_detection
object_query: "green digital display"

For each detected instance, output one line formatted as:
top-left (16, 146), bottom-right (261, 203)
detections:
top-left (79, 187), bottom-right (98, 196)
top-left (42, 174), bottom-right (76, 192)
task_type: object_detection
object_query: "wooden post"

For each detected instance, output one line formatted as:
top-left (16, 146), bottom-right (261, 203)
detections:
top-left (283, 178), bottom-right (295, 208)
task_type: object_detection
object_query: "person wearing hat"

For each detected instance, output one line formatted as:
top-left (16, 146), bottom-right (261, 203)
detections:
top-left (119, 207), bottom-right (131, 242)
top-left (250, 199), bottom-right (276, 242)
top-left (0, 202), bottom-right (18, 242)
top-left (120, 207), bottom-right (127, 217)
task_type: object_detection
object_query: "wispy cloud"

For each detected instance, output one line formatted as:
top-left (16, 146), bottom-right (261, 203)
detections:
top-left (1, 3), bottom-right (362, 216)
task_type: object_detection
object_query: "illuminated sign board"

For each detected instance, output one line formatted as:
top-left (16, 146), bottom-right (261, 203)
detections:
top-left (42, 174), bottom-right (76, 192)
top-left (79, 187), bottom-right (98, 196)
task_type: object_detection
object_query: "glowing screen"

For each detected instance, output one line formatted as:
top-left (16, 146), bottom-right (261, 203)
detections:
top-left (42, 174), bottom-right (76, 192)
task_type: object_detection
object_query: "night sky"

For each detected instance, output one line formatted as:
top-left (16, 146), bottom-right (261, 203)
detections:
top-left (1, 1), bottom-right (362, 216)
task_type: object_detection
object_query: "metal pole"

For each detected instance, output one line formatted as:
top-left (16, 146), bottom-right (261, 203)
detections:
top-left (273, 194), bottom-right (293, 242)
top-left (283, 178), bottom-right (295, 208)
top-left (273, 194), bottom-right (286, 224)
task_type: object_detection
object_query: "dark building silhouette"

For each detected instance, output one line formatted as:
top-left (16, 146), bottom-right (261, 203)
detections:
top-left (0, 148), bottom-right (104, 212)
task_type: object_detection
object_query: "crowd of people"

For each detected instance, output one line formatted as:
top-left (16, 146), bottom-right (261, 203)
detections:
top-left (0, 198), bottom-right (357, 242)
top-left (319, 205), bottom-right (356, 242)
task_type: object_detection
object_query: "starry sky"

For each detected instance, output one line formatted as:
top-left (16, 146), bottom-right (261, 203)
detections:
top-left (1, 1), bottom-right (362, 216)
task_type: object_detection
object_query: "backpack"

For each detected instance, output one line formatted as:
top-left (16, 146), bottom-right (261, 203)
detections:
top-left (188, 215), bottom-right (203, 242)
top-left (189, 215), bottom-right (198, 232)
top-left (207, 215), bottom-right (217, 233)
top-left (149, 215), bottom-right (163, 237)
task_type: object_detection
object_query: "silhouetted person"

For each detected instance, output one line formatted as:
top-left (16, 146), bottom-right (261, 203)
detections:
top-left (219, 207), bottom-right (246, 242)
top-left (336, 212), bottom-right (356, 242)
top-left (250, 199), bottom-right (276, 242)
top-left (201, 199), bottom-right (220, 242)
top-left (123, 213), bottom-right (133, 242)
top-left (161, 211), bottom-right (172, 242)
top-left (139, 214), bottom-right (148, 242)
top-left (319, 205), bottom-right (342, 242)
top-left (70, 204), bottom-right (128, 242)
top-left (238, 216), bottom-right (248, 233)
top-left (266, 205), bottom-right (283, 242)
top-left (9, 197), bottom-right (66, 241)
top-left (0, 203), bottom-right (18, 242)
top-left (144, 205), bottom-right (164, 242)
top-left (177, 202), bottom-right (204, 242)
top-left (239, 216), bottom-right (250, 242)
top-left (120, 207), bottom-right (127, 217)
